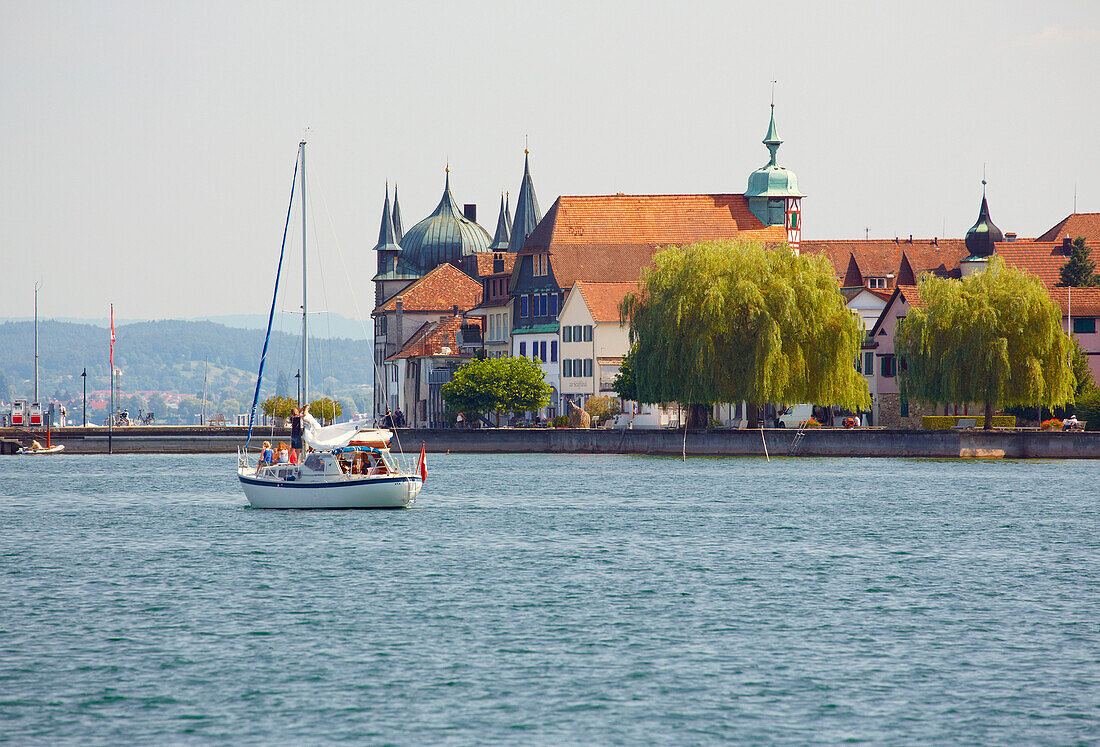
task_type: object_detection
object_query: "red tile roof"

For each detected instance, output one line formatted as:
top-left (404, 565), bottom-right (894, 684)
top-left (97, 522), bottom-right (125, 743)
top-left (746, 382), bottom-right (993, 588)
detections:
top-left (802, 238), bottom-right (968, 285)
top-left (373, 263), bottom-right (482, 315)
top-left (572, 281), bottom-right (639, 323)
top-left (385, 315), bottom-right (482, 360)
top-left (995, 242), bottom-right (1068, 287)
top-left (522, 194), bottom-right (786, 288)
top-left (1035, 213), bottom-right (1100, 243)
top-left (1048, 286), bottom-right (1100, 317)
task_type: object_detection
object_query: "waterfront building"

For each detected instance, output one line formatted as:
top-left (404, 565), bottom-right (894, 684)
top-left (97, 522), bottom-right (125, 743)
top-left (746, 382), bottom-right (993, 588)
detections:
top-left (465, 196), bottom-right (519, 360)
top-left (371, 168), bottom-right (493, 310)
top-left (509, 105), bottom-right (796, 417)
top-left (372, 263), bottom-right (482, 417)
top-left (864, 197), bottom-right (1100, 427)
top-left (558, 281), bottom-right (636, 409)
top-left (385, 314), bottom-right (483, 428)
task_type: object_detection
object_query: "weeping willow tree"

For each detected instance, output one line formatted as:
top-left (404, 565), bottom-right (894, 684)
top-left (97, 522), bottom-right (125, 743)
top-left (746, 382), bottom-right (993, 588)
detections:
top-left (895, 256), bottom-right (1075, 430)
top-left (619, 240), bottom-right (869, 426)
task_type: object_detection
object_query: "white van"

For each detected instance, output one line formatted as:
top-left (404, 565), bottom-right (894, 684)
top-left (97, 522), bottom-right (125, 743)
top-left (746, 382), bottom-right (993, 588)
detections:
top-left (777, 404), bottom-right (815, 428)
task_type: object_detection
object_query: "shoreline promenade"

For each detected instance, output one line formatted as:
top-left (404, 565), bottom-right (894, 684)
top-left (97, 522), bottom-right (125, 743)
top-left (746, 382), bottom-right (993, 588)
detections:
top-left (3, 425), bottom-right (1099, 459)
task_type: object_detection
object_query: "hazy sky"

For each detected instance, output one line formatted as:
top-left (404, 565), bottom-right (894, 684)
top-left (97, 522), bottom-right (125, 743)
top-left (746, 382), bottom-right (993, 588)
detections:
top-left (2, 0), bottom-right (1097, 320)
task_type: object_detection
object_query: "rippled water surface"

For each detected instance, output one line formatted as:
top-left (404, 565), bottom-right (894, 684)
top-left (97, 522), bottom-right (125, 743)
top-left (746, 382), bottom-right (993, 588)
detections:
top-left (1, 453), bottom-right (1098, 744)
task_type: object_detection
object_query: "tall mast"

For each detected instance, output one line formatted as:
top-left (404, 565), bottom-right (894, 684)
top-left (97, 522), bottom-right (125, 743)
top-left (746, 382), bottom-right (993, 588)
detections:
top-left (300, 140), bottom-right (308, 408)
top-left (33, 282), bottom-right (39, 403)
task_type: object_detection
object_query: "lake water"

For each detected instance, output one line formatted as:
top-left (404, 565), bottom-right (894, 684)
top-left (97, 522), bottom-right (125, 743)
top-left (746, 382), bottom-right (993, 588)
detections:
top-left (1, 453), bottom-right (1098, 744)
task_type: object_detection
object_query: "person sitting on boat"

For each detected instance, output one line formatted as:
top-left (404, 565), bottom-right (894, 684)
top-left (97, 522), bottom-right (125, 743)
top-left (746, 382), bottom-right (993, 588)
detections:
top-left (276, 442), bottom-right (290, 464)
top-left (394, 407), bottom-right (406, 427)
top-left (260, 441), bottom-right (274, 467)
top-left (30, 439), bottom-right (43, 451)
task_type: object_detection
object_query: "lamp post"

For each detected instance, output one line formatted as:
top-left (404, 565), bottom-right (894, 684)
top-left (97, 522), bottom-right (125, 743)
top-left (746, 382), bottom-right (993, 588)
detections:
top-left (81, 368), bottom-right (86, 427)
top-left (295, 370), bottom-right (301, 408)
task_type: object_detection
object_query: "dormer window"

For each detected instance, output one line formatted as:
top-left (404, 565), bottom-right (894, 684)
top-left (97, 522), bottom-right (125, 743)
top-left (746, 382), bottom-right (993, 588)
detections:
top-left (868, 277), bottom-right (887, 289)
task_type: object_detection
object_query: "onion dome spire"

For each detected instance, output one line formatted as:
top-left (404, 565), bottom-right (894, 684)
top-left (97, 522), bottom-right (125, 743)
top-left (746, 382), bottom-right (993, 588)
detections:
top-left (964, 180), bottom-right (1004, 259)
top-left (392, 183), bottom-right (403, 244)
top-left (395, 165), bottom-right (492, 273)
top-left (508, 149), bottom-right (541, 252)
top-left (763, 103), bottom-right (782, 166)
top-left (490, 193), bottom-right (511, 250)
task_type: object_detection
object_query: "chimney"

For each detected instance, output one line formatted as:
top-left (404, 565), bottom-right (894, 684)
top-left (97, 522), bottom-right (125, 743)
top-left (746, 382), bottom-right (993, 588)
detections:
top-left (394, 297), bottom-right (403, 349)
top-left (1063, 236), bottom-right (1073, 254)
top-left (894, 237), bottom-right (899, 246)
top-left (1005, 232), bottom-right (1017, 243)
top-left (908, 234), bottom-right (913, 244)
top-left (452, 304), bottom-right (460, 318)
top-left (933, 237), bottom-right (938, 247)
top-left (463, 204), bottom-right (477, 222)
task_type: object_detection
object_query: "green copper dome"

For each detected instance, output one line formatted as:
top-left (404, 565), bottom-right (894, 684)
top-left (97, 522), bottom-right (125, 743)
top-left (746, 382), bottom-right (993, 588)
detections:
top-left (397, 170), bottom-right (492, 274)
top-left (745, 104), bottom-right (803, 200)
top-left (964, 182), bottom-right (1004, 259)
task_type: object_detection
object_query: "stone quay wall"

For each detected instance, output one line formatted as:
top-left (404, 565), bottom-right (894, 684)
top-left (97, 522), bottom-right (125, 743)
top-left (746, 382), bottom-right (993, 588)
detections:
top-left (3, 426), bottom-right (1100, 459)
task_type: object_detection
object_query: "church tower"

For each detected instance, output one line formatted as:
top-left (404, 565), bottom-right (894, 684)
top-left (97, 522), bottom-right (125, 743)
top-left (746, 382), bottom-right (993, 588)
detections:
top-left (746, 102), bottom-right (804, 250)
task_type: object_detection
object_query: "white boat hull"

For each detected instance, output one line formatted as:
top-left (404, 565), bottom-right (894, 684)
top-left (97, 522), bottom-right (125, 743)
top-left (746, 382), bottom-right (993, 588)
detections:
top-left (238, 471), bottom-right (421, 509)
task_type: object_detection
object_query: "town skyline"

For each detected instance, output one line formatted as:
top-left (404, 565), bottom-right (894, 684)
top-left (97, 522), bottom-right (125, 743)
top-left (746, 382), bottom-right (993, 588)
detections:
top-left (2, 0), bottom-right (1098, 320)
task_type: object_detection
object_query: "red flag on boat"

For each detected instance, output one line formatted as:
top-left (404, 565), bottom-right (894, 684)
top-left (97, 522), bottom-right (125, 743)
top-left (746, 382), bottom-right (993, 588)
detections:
top-left (109, 304), bottom-right (116, 370)
top-left (417, 442), bottom-right (427, 483)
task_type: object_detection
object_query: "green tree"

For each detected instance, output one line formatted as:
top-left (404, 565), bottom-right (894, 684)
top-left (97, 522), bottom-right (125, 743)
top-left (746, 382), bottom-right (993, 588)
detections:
top-left (584, 395), bottom-right (622, 424)
top-left (1070, 338), bottom-right (1095, 396)
top-left (441, 356), bottom-right (553, 421)
top-left (620, 240), bottom-right (869, 427)
top-left (308, 397), bottom-right (343, 424)
top-left (611, 347), bottom-right (638, 402)
top-left (896, 256), bottom-right (1075, 430)
top-left (147, 393), bottom-right (168, 420)
top-left (1059, 236), bottom-right (1099, 287)
top-left (261, 394), bottom-right (298, 419)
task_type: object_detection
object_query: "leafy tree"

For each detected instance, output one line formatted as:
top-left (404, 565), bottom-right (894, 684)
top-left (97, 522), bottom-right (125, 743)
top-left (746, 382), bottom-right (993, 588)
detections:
top-left (261, 394), bottom-right (298, 419)
top-left (584, 395), bottom-right (621, 424)
top-left (147, 393), bottom-right (168, 420)
top-left (620, 240), bottom-right (869, 427)
top-left (441, 356), bottom-right (553, 421)
top-left (611, 347), bottom-right (638, 402)
top-left (177, 396), bottom-right (203, 424)
top-left (1070, 338), bottom-right (1095, 396)
top-left (1059, 237), bottom-right (1099, 287)
top-left (308, 397), bottom-right (343, 423)
top-left (896, 256), bottom-right (1075, 429)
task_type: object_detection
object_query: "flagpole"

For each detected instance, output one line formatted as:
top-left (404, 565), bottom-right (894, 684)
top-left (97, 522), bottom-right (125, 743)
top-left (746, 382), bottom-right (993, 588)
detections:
top-left (108, 303), bottom-right (114, 454)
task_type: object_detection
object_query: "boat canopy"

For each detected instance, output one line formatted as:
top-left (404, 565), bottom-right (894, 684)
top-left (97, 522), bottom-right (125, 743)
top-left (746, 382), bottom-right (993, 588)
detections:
top-left (332, 445), bottom-right (383, 456)
top-left (302, 413), bottom-right (393, 451)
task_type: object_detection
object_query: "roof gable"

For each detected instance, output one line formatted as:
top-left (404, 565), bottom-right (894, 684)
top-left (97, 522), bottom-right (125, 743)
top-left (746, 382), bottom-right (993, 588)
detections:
top-left (523, 194), bottom-right (785, 289)
top-left (572, 281), bottom-right (639, 323)
top-left (1035, 213), bottom-right (1100, 243)
top-left (373, 262), bottom-right (482, 314)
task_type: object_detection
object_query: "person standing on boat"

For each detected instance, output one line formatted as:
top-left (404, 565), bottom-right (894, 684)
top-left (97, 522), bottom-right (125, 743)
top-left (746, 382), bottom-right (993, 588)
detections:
top-left (382, 407), bottom-right (394, 428)
top-left (290, 407), bottom-right (304, 459)
top-left (394, 407), bottom-right (406, 428)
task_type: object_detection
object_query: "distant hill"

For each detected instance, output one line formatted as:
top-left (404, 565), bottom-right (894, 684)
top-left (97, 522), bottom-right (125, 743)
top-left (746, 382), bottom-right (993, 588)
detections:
top-left (0, 312), bottom-right (369, 340)
top-left (0, 319), bottom-right (376, 409)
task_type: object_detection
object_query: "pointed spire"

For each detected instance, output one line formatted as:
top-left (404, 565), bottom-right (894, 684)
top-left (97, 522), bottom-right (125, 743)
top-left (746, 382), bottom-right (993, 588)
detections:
top-left (763, 103), bottom-right (782, 167)
top-left (392, 183), bottom-right (403, 243)
top-left (508, 149), bottom-right (541, 253)
top-left (505, 191), bottom-right (513, 233)
top-left (490, 193), bottom-right (511, 250)
top-left (965, 179), bottom-right (1004, 258)
top-left (372, 183), bottom-right (402, 276)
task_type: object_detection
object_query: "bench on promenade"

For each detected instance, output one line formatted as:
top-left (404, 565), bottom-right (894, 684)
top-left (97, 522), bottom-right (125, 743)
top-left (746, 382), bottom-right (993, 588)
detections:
top-left (951, 418), bottom-right (977, 430)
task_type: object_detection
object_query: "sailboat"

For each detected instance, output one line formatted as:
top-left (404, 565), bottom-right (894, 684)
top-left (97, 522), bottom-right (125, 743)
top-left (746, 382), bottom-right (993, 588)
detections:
top-left (237, 140), bottom-right (423, 509)
top-left (17, 282), bottom-right (64, 454)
